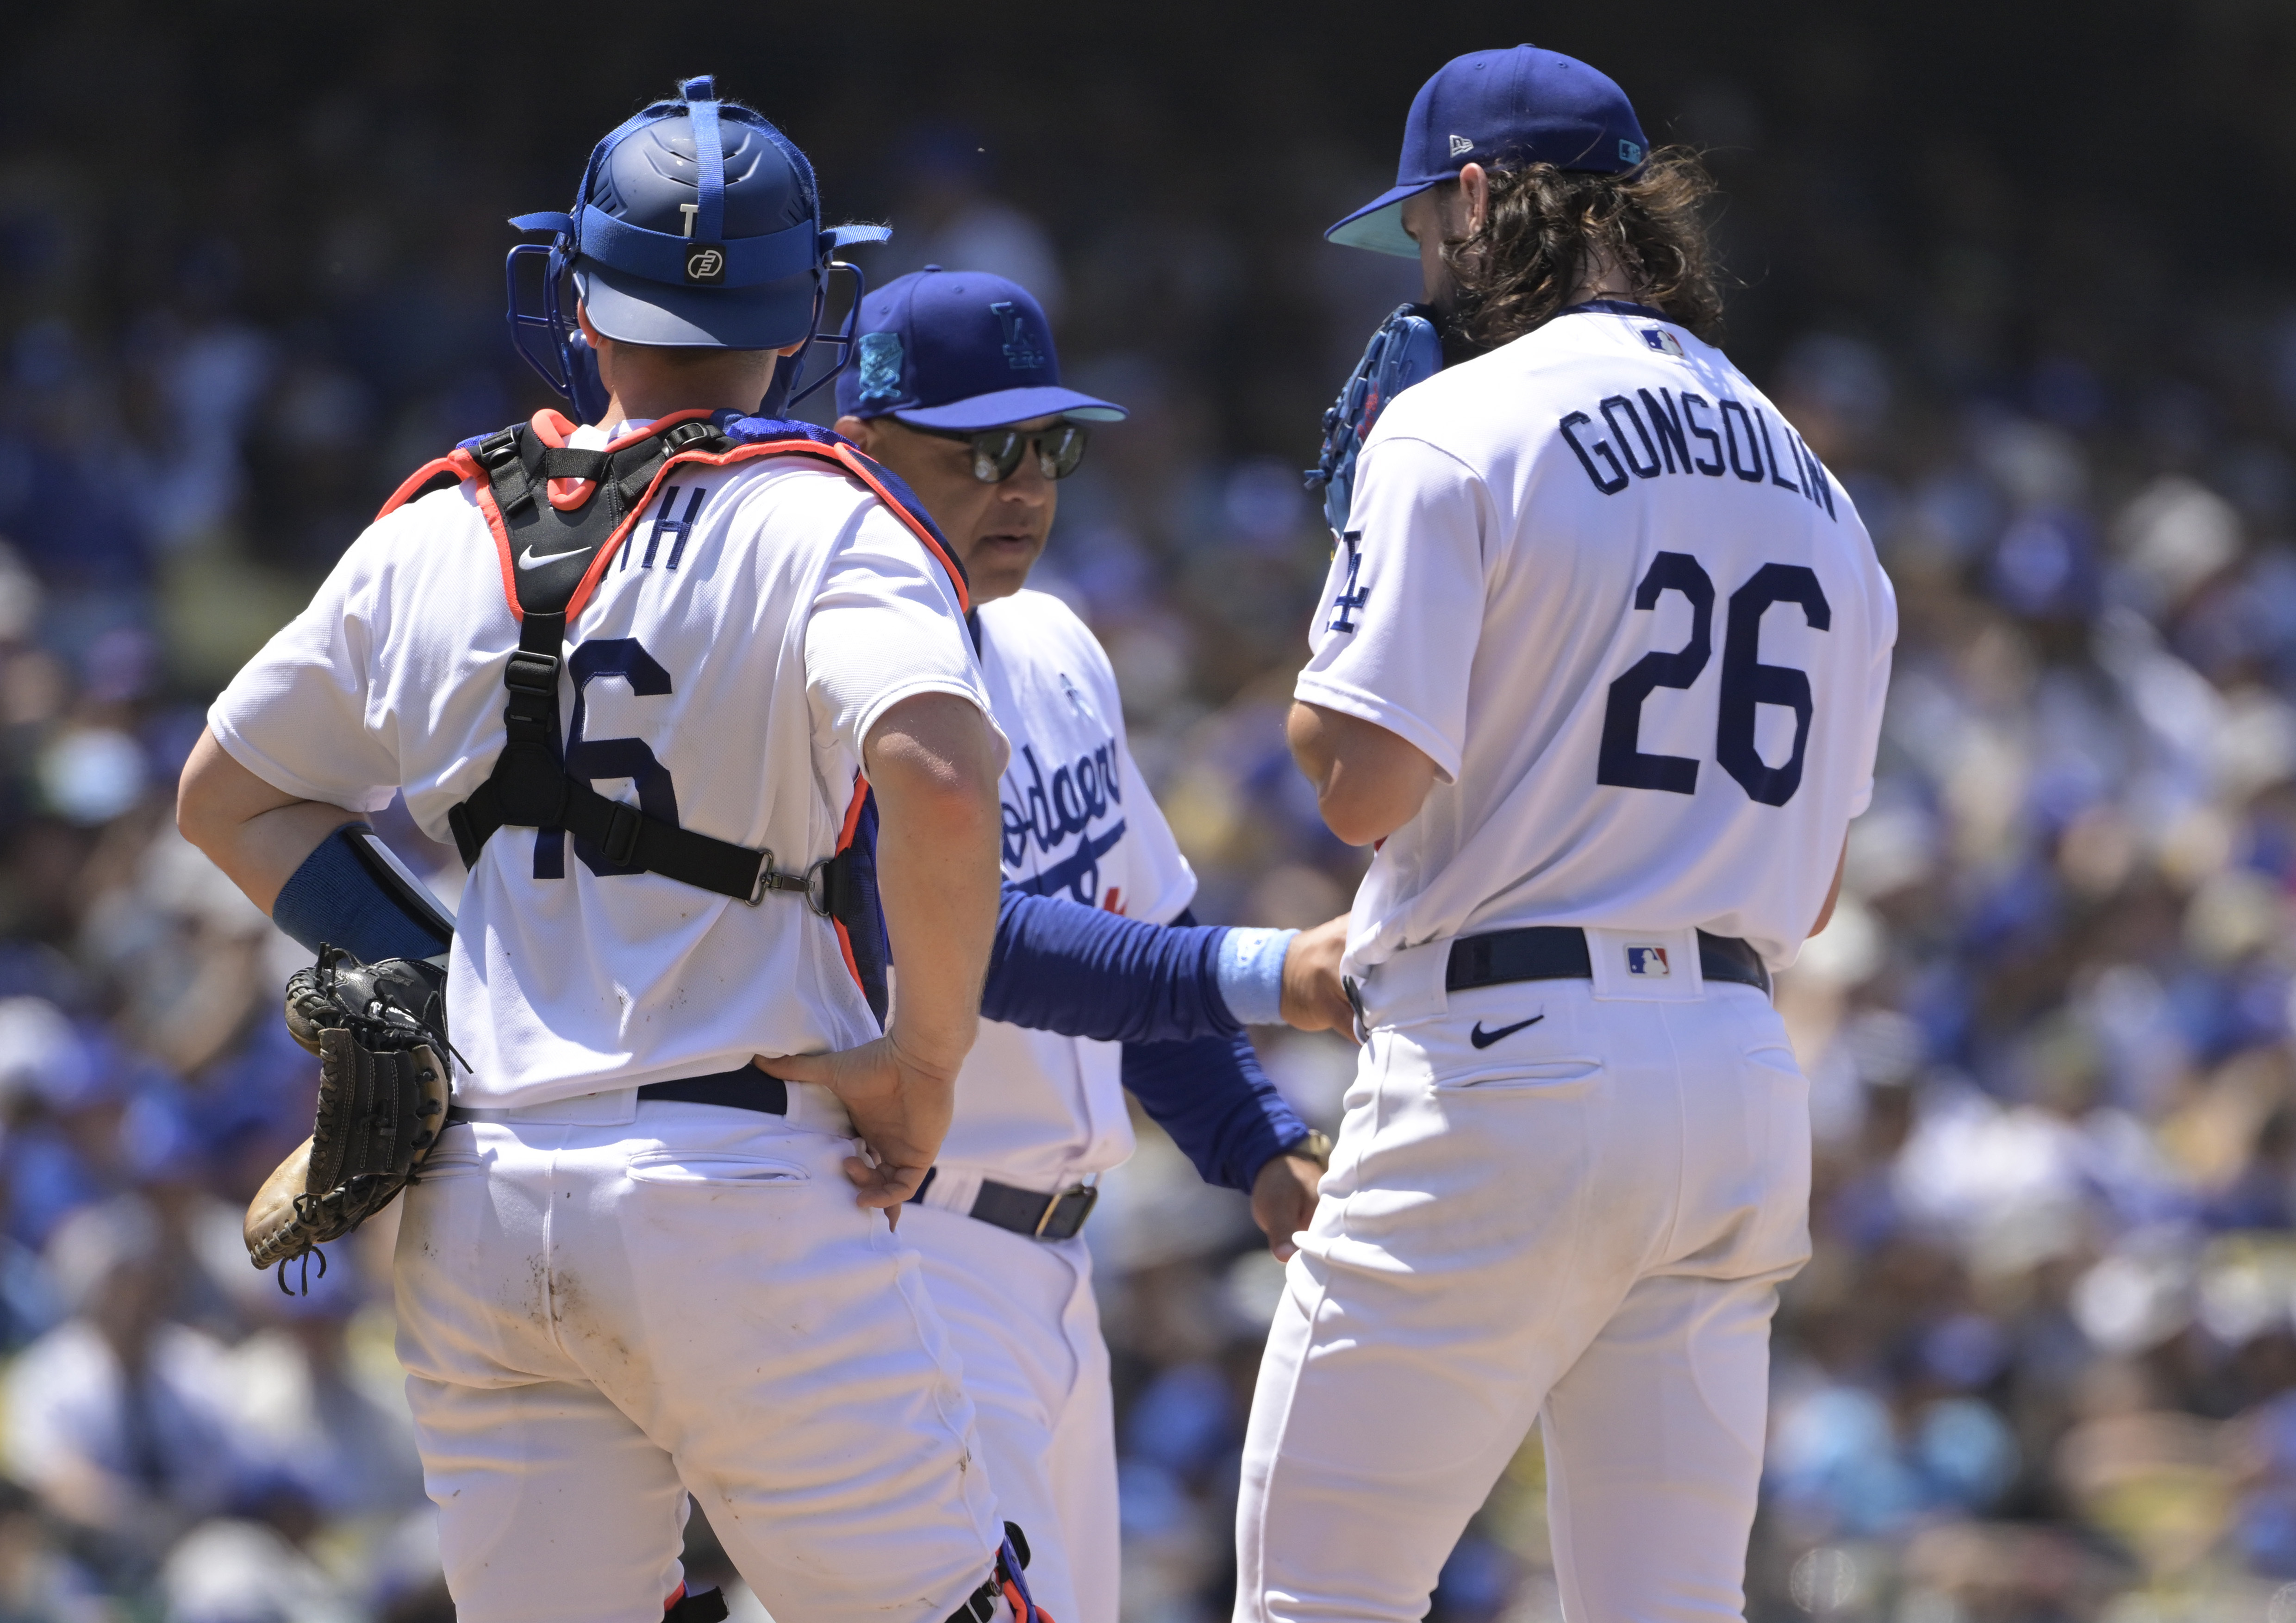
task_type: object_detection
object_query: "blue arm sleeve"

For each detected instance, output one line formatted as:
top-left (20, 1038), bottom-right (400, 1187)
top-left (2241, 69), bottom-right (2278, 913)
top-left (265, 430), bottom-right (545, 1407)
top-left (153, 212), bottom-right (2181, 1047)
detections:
top-left (980, 890), bottom-right (1242, 1044)
top-left (270, 825), bottom-right (454, 963)
top-left (1122, 1029), bottom-right (1310, 1194)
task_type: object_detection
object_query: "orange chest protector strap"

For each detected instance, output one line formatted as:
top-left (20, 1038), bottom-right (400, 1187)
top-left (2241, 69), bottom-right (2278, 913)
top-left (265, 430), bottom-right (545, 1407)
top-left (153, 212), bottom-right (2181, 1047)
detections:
top-left (389, 409), bottom-right (970, 935)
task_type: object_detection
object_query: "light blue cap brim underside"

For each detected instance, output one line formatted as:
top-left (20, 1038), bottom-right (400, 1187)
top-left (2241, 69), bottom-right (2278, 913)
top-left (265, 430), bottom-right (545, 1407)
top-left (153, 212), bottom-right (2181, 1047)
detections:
top-left (1324, 181), bottom-right (1440, 258)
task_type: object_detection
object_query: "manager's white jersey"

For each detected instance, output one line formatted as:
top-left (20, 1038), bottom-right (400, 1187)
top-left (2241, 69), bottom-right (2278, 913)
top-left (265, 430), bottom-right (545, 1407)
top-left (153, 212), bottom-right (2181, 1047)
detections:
top-left (211, 422), bottom-right (1001, 1107)
top-left (1299, 305), bottom-right (1896, 974)
top-left (932, 589), bottom-right (1196, 1192)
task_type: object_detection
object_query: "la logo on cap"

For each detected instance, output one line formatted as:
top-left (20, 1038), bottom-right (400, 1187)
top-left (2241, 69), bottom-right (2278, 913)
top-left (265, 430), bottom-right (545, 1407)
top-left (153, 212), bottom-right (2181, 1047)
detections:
top-left (993, 301), bottom-right (1045, 372)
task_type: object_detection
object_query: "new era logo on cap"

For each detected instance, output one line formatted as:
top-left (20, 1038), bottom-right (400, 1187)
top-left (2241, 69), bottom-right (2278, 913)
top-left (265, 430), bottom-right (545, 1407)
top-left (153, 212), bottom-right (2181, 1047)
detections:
top-left (1448, 133), bottom-right (1473, 157)
top-left (1625, 945), bottom-right (1671, 977)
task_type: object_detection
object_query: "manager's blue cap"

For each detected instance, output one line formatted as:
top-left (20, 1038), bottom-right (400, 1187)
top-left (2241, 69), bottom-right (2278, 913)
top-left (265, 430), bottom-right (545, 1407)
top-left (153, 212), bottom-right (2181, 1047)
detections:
top-left (835, 267), bottom-right (1125, 429)
top-left (1327, 46), bottom-right (1648, 259)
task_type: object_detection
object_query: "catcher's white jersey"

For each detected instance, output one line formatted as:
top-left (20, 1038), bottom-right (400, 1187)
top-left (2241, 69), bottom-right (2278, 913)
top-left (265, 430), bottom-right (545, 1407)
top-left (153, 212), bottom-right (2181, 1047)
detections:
top-left (211, 423), bottom-right (1002, 1107)
top-left (1298, 304), bottom-right (1896, 973)
top-left (922, 589), bottom-right (1196, 1201)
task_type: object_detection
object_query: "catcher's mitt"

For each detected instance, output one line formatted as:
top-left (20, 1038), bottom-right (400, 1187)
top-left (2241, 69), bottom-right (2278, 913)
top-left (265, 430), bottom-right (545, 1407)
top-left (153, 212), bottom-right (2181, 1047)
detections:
top-left (246, 946), bottom-right (453, 1288)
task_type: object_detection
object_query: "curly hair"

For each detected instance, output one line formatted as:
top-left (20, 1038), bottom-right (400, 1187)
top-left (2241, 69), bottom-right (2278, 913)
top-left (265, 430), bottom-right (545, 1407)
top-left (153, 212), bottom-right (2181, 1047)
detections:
top-left (1437, 147), bottom-right (1725, 354)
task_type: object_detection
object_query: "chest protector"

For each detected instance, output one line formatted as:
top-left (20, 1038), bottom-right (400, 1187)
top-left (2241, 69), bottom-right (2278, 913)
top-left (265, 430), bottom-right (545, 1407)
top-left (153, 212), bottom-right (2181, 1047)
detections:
top-left (375, 407), bottom-right (972, 1025)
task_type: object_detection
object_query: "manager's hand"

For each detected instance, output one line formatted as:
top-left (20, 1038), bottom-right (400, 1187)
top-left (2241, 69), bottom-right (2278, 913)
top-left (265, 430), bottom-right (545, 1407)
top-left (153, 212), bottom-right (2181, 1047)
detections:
top-left (1280, 914), bottom-right (1355, 1034)
top-left (1251, 1150), bottom-right (1324, 1263)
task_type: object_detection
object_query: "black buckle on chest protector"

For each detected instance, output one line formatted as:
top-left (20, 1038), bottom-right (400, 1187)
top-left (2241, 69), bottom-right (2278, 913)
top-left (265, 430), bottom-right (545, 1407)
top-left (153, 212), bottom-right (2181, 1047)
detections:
top-left (443, 418), bottom-right (824, 909)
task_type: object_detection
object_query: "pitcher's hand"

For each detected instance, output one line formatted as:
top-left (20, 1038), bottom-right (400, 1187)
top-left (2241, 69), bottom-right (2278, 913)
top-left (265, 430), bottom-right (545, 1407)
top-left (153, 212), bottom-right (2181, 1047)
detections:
top-left (763, 1040), bottom-right (959, 1220)
top-left (1280, 914), bottom-right (1355, 1034)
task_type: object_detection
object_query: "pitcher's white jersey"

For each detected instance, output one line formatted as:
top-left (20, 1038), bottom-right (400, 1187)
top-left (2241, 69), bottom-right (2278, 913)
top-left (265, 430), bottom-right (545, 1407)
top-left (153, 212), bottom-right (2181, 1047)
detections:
top-left (210, 425), bottom-right (1001, 1107)
top-left (1298, 305), bottom-right (1896, 973)
top-left (929, 590), bottom-right (1196, 1194)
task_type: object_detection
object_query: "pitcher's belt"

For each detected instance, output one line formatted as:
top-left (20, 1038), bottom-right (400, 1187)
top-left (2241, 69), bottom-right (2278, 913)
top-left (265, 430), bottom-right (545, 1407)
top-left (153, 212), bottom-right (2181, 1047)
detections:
top-left (1447, 927), bottom-right (1771, 996)
top-left (908, 1167), bottom-right (1098, 1241)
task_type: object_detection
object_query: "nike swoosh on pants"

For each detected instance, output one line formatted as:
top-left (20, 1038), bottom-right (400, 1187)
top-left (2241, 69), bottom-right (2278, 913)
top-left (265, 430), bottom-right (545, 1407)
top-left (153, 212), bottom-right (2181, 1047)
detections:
top-left (1468, 1014), bottom-right (1545, 1050)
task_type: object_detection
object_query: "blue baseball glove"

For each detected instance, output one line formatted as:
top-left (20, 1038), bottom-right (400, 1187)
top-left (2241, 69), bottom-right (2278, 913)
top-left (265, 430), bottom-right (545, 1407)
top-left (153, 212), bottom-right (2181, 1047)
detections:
top-left (1304, 303), bottom-right (1442, 536)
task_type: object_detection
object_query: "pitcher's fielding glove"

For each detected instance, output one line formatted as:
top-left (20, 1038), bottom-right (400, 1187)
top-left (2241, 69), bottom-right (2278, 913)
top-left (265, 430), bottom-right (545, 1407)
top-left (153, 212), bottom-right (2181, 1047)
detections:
top-left (245, 947), bottom-right (453, 1287)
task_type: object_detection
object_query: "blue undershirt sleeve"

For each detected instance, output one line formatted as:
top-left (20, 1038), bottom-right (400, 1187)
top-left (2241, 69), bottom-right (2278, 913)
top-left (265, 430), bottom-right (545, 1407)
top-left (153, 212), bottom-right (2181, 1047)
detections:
top-left (1121, 1028), bottom-right (1310, 1194)
top-left (980, 889), bottom-right (1243, 1044)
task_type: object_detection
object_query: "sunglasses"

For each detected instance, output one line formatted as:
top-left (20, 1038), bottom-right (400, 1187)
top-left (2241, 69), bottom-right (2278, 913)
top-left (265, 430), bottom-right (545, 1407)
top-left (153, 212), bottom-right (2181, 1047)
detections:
top-left (910, 422), bottom-right (1091, 484)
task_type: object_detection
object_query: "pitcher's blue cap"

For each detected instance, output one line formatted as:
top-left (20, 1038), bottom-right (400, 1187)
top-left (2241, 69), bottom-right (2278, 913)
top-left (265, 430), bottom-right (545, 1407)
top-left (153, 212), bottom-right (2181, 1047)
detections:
top-left (1328, 46), bottom-right (1648, 259)
top-left (835, 267), bottom-right (1125, 429)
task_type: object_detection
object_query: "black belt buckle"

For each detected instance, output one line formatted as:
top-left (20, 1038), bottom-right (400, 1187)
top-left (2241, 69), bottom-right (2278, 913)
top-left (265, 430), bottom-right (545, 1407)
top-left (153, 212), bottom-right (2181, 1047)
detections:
top-left (1035, 1183), bottom-right (1098, 1240)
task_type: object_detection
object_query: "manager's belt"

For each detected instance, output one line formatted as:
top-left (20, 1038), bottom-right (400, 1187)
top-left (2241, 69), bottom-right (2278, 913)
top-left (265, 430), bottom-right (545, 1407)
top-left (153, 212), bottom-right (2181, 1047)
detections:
top-left (909, 1167), bottom-right (1099, 1241)
top-left (1447, 927), bottom-right (1771, 997)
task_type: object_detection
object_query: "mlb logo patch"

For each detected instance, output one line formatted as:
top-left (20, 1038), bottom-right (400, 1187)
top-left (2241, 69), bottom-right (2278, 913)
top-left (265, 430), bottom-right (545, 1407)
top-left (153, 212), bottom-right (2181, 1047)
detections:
top-left (1625, 945), bottom-right (1671, 978)
top-left (1642, 328), bottom-right (1685, 359)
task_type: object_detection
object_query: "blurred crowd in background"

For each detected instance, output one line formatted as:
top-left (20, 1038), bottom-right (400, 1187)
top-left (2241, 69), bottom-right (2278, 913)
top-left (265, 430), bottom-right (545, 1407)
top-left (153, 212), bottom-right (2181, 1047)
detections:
top-left (0, 2), bottom-right (2293, 1619)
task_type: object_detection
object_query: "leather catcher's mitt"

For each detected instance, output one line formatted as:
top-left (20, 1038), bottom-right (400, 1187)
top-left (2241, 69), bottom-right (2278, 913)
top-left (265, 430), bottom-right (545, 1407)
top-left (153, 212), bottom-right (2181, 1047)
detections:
top-left (246, 947), bottom-right (452, 1286)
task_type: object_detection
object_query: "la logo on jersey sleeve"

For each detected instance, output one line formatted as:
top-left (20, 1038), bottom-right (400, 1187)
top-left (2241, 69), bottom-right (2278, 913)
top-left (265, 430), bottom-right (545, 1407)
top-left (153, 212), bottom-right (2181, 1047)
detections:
top-left (1328, 534), bottom-right (1371, 634)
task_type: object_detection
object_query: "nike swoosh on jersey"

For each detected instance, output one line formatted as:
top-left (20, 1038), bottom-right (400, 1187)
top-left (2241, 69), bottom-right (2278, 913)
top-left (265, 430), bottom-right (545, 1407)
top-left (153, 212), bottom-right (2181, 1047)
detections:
top-left (1468, 1014), bottom-right (1545, 1050)
top-left (515, 545), bottom-right (590, 572)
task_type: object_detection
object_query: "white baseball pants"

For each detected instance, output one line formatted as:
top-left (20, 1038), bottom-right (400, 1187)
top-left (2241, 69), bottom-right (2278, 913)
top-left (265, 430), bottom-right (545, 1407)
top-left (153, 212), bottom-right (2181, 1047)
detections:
top-left (1235, 976), bottom-right (1811, 1623)
top-left (392, 1091), bottom-right (1005, 1623)
top-left (901, 1203), bottom-right (1118, 1623)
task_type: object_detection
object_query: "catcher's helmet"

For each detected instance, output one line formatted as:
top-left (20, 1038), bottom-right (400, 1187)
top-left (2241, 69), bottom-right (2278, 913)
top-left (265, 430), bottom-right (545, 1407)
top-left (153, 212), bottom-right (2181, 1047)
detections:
top-left (505, 77), bottom-right (886, 405)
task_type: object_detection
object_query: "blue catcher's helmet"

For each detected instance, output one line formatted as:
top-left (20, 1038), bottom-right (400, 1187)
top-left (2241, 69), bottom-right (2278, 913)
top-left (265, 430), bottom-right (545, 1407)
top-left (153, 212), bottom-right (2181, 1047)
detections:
top-left (505, 76), bottom-right (887, 414)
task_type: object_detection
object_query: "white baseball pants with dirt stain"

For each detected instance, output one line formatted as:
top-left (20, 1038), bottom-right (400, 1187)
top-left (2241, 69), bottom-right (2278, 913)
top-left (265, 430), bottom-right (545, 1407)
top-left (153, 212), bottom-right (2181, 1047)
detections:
top-left (391, 1088), bottom-right (1006, 1623)
top-left (898, 1203), bottom-right (1118, 1623)
top-left (1235, 960), bottom-right (1812, 1623)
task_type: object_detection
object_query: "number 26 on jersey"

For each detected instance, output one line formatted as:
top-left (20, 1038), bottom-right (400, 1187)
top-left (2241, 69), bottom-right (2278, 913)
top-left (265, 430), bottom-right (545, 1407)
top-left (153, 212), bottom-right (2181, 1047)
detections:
top-left (1597, 551), bottom-right (1829, 808)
